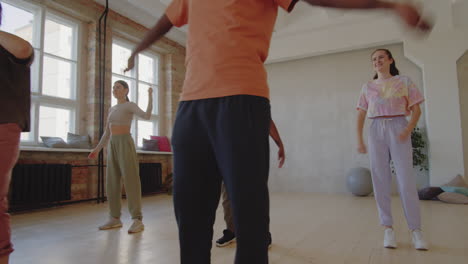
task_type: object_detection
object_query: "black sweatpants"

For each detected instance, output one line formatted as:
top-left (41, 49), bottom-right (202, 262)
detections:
top-left (172, 95), bottom-right (271, 264)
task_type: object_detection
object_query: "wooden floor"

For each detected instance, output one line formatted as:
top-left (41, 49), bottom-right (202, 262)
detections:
top-left (10, 193), bottom-right (468, 264)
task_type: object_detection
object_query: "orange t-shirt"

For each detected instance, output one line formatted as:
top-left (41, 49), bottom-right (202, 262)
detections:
top-left (166, 0), bottom-right (297, 101)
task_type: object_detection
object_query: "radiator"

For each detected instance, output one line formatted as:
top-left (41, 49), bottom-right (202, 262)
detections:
top-left (139, 163), bottom-right (163, 195)
top-left (10, 164), bottom-right (72, 208)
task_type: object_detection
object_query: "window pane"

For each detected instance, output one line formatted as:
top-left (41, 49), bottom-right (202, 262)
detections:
top-left (44, 18), bottom-right (74, 59)
top-left (21, 132), bottom-right (32, 142)
top-left (137, 120), bottom-right (157, 147)
top-left (111, 75), bottom-right (134, 106)
top-left (30, 50), bottom-right (40, 92)
top-left (0, 2), bottom-right (35, 44)
top-left (38, 106), bottom-right (71, 140)
top-left (138, 54), bottom-right (158, 84)
top-left (42, 56), bottom-right (74, 99)
top-left (138, 82), bottom-right (158, 115)
top-left (20, 103), bottom-right (34, 142)
top-left (112, 43), bottom-right (132, 77)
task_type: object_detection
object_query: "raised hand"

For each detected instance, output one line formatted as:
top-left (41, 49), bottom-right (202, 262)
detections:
top-left (393, 3), bottom-right (432, 32)
top-left (124, 55), bottom-right (135, 73)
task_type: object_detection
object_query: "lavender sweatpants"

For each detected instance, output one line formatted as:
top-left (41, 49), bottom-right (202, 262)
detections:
top-left (368, 116), bottom-right (421, 230)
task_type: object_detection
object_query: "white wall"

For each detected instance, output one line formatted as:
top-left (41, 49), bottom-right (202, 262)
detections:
top-left (458, 52), bottom-right (468, 182)
top-left (268, 0), bottom-right (468, 186)
top-left (267, 44), bottom-right (425, 193)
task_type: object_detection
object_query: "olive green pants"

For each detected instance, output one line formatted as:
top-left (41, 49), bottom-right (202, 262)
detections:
top-left (106, 134), bottom-right (142, 220)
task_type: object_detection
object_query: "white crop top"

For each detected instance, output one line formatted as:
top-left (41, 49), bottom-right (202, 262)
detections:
top-left (95, 100), bottom-right (152, 151)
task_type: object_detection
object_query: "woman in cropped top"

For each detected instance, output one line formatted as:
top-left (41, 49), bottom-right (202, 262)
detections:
top-left (89, 80), bottom-right (152, 234)
top-left (356, 49), bottom-right (428, 250)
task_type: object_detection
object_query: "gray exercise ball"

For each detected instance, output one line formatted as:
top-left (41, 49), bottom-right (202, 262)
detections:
top-left (346, 167), bottom-right (373, 196)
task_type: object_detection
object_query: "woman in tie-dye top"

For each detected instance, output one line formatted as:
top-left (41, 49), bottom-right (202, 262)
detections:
top-left (355, 49), bottom-right (428, 250)
top-left (357, 75), bottom-right (424, 118)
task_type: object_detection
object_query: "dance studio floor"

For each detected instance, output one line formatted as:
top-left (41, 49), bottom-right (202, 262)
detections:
top-left (10, 193), bottom-right (468, 264)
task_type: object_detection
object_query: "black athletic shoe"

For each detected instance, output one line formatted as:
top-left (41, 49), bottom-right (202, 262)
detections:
top-left (216, 229), bottom-right (236, 247)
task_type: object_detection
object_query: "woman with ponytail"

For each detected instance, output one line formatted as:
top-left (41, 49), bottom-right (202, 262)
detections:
top-left (89, 80), bottom-right (153, 234)
top-left (356, 49), bottom-right (428, 250)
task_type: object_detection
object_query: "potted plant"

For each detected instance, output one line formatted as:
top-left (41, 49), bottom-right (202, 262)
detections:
top-left (391, 127), bottom-right (428, 172)
top-left (411, 127), bottom-right (429, 171)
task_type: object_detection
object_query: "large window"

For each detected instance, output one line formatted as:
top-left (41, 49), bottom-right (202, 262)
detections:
top-left (1, 0), bottom-right (79, 145)
top-left (112, 40), bottom-right (160, 148)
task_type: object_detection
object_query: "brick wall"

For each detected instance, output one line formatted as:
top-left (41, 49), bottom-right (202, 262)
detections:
top-left (18, 151), bottom-right (97, 201)
top-left (17, 151), bottom-right (172, 201)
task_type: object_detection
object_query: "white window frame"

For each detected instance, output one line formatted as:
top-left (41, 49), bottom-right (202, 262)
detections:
top-left (3, 0), bottom-right (82, 146)
top-left (111, 38), bottom-right (161, 147)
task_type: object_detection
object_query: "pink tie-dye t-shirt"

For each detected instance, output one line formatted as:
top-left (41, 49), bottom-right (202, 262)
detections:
top-left (357, 75), bottom-right (424, 118)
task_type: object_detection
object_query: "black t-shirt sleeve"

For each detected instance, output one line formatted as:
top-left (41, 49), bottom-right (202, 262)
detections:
top-left (0, 44), bottom-right (34, 66)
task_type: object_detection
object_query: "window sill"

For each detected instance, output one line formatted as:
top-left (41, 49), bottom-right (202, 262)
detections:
top-left (20, 146), bottom-right (173, 155)
top-left (136, 150), bottom-right (173, 155)
top-left (20, 146), bottom-right (91, 153)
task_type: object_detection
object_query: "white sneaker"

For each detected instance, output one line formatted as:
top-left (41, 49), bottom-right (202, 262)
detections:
top-left (128, 219), bottom-right (144, 234)
top-left (383, 228), bottom-right (397, 248)
top-left (99, 217), bottom-right (122, 230)
top-left (411, 230), bottom-right (429, 250)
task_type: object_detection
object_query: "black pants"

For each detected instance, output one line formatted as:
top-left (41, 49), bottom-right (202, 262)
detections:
top-left (172, 95), bottom-right (271, 264)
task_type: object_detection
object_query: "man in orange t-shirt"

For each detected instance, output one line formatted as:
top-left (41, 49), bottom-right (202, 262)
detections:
top-left (125, 1), bottom-right (431, 263)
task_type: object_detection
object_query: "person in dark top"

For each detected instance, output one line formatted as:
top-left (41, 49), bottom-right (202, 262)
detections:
top-left (0, 3), bottom-right (34, 263)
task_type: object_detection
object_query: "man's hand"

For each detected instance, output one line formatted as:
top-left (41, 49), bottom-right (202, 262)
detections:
top-left (393, 3), bottom-right (432, 32)
top-left (124, 55), bottom-right (135, 73)
top-left (278, 145), bottom-right (285, 168)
